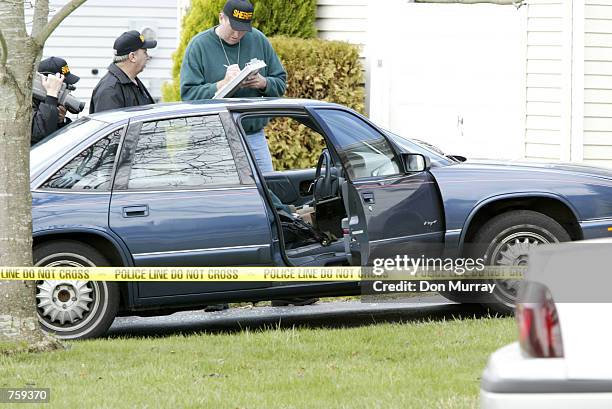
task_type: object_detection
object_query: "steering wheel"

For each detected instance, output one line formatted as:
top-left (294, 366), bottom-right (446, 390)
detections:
top-left (313, 149), bottom-right (333, 202)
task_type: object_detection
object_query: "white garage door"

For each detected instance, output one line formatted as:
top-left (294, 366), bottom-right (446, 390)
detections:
top-left (368, 1), bottom-right (527, 160)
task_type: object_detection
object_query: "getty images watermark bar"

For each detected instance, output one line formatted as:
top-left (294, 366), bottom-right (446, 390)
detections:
top-left (0, 388), bottom-right (50, 403)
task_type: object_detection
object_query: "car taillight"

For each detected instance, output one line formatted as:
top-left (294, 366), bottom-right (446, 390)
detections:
top-left (516, 283), bottom-right (564, 358)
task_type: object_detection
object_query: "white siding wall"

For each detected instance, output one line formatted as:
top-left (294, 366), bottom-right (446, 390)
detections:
top-left (316, 0), bottom-right (368, 44)
top-left (26, 0), bottom-right (178, 112)
top-left (525, 0), bottom-right (571, 161)
top-left (584, 0), bottom-right (612, 168)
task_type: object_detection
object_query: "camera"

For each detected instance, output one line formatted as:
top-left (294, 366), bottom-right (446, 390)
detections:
top-left (32, 73), bottom-right (85, 114)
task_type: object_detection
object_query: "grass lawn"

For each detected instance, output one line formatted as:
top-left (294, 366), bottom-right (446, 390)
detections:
top-left (0, 316), bottom-right (515, 409)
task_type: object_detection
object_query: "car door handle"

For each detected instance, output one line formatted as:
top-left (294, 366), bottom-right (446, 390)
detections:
top-left (122, 205), bottom-right (149, 218)
top-left (361, 192), bottom-right (375, 204)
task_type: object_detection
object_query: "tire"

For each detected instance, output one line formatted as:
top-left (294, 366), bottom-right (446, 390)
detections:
top-left (466, 210), bottom-right (570, 314)
top-left (33, 240), bottom-right (119, 340)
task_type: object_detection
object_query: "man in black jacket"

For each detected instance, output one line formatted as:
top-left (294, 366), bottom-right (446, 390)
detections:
top-left (31, 57), bottom-right (80, 145)
top-left (89, 30), bottom-right (157, 113)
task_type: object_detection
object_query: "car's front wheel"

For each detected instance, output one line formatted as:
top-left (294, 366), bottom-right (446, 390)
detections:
top-left (441, 210), bottom-right (570, 313)
top-left (33, 240), bottom-right (119, 340)
top-left (478, 210), bottom-right (571, 313)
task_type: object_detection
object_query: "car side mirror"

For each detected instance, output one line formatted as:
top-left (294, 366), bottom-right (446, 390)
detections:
top-left (401, 153), bottom-right (430, 173)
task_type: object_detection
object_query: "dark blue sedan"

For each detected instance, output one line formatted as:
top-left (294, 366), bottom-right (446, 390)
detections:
top-left (30, 99), bottom-right (612, 338)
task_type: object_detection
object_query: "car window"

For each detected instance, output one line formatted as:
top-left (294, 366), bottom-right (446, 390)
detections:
top-left (30, 118), bottom-right (110, 175)
top-left (127, 115), bottom-right (240, 190)
top-left (315, 109), bottom-right (400, 180)
top-left (40, 127), bottom-right (122, 190)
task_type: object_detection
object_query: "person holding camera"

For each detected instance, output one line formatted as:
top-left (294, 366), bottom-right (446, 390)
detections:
top-left (89, 30), bottom-right (157, 114)
top-left (31, 57), bottom-right (80, 145)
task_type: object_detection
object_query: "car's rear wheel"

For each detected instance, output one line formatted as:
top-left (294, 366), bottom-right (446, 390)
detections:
top-left (441, 210), bottom-right (570, 313)
top-left (33, 240), bottom-right (119, 340)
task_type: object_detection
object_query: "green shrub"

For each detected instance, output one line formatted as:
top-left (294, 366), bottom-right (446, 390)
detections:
top-left (251, 0), bottom-right (317, 39)
top-left (265, 118), bottom-right (327, 171)
top-left (270, 37), bottom-right (363, 111)
top-left (266, 37), bottom-right (364, 170)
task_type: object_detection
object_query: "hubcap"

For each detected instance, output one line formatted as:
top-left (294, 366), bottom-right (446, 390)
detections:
top-left (488, 230), bottom-right (556, 305)
top-left (36, 280), bottom-right (94, 325)
top-left (34, 255), bottom-right (100, 332)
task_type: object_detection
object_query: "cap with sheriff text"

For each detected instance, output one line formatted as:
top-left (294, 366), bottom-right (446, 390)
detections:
top-left (113, 30), bottom-right (157, 56)
top-left (37, 57), bottom-right (80, 85)
top-left (223, 0), bottom-right (254, 32)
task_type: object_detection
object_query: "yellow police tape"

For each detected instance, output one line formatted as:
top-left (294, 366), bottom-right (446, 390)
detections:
top-left (0, 266), bottom-right (524, 282)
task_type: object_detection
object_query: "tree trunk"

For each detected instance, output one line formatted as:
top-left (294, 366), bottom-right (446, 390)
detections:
top-left (0, 281), bottom-right (62, 353)
top-left (0, 0), bottom-right (61, 353)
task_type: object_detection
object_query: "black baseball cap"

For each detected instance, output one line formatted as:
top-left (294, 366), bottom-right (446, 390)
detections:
top-left (223, 0), bottom-right (254, 32)
top-left (37, 57), bottom-right (80, 85)
top-left (113, 30), bottom-right (157, 56)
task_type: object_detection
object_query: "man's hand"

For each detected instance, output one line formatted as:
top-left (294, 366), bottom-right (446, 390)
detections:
top-left (41, 73), bottom-right (64, 98)
top-left (57, 105), bottom-right (67, 123)
top-left (241, 73), bottom-right (267, 90)
top-left (216, 64), bottom-right (241, 90)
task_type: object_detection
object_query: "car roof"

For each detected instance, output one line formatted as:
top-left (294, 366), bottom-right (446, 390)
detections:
top-left (87, 98), bottom-right (339, 123)
top-left (30, 98), bottom-right (345, 180)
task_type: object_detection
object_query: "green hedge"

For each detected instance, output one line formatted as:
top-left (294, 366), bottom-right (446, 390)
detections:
top-left (266, 37), bottom-right (364, 170)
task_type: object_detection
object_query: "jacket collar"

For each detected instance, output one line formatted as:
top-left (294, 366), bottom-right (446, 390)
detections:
top-left (108, 63), bottom-right (136, 85)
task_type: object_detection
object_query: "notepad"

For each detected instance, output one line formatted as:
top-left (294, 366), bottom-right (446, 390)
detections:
top-left (213, 58), bottom-right (267, 99)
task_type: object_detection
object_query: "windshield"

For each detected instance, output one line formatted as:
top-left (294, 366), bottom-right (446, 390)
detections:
top-left (31, 117), bottom-right (109, 175)
top-left (382, 129), bottom-right (454, 167)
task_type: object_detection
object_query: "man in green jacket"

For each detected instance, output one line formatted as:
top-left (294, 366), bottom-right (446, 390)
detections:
top-left (180, 0), bottom-right (286, 173)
